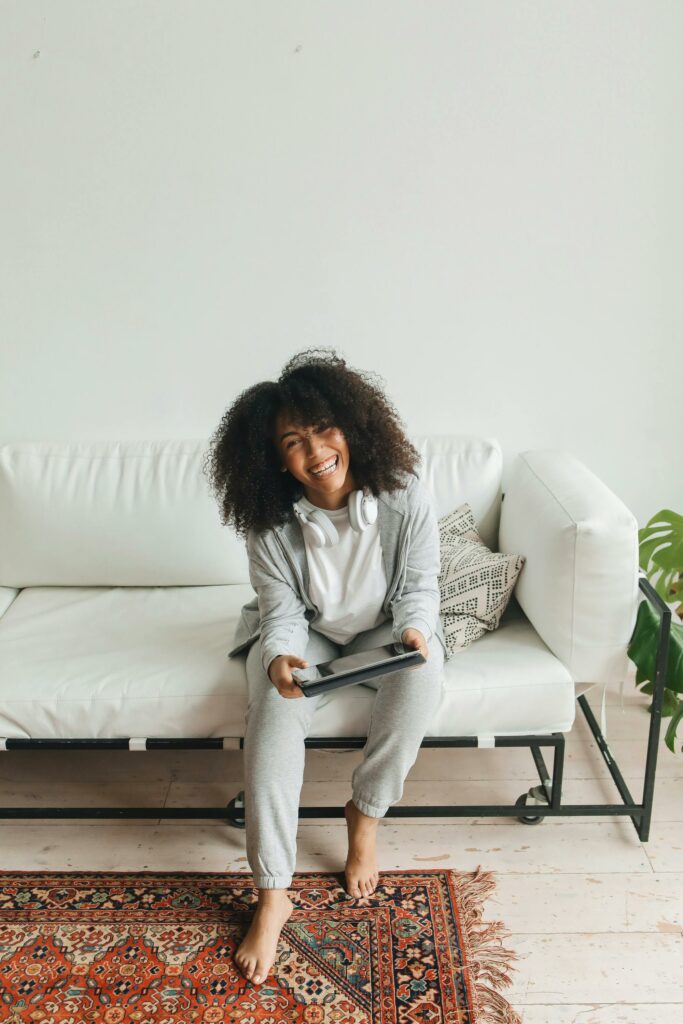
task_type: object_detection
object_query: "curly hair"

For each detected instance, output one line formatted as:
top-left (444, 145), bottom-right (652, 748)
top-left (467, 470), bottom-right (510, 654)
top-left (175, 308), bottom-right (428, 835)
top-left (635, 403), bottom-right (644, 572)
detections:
top-left (203, 346), bottom-right (421, 538)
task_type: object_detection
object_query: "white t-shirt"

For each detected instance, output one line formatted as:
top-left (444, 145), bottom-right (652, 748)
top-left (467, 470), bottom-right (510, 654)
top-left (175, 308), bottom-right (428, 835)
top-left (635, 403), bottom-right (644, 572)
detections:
top-left (299, 495), bottom-right (389, 645)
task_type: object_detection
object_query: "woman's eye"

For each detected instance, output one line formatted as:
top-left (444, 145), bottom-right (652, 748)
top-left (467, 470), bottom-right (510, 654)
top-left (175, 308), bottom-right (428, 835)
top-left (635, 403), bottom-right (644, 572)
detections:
top-left (285, 426), bottom-right (333, 449)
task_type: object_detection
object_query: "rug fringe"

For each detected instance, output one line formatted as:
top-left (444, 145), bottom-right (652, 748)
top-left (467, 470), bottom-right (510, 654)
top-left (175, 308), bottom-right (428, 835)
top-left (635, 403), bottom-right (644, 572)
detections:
top-left (450, 866), bottom-right (523, 1024)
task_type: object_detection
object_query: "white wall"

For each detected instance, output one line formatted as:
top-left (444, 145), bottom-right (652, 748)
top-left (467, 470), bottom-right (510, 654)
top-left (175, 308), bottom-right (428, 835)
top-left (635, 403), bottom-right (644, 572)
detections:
top-left (1, 1), bottom-right (680, 527)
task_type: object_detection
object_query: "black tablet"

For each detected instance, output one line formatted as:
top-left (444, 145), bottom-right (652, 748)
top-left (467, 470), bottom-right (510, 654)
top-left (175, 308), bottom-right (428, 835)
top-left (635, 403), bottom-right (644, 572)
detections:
top-left (291, 642), bottom-right (425, 697)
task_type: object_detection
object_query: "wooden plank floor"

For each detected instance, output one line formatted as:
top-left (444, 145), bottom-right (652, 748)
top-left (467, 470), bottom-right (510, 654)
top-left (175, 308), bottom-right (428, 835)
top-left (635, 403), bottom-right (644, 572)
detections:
top-left (0, 683), bottom-right (681, 1023)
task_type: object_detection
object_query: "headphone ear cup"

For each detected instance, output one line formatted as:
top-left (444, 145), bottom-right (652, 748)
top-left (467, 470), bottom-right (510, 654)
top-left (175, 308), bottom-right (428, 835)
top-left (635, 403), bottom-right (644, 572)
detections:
top-left (348, 488), bottom-right (378, 532)
top-left (348, 490), bottom-right (363, 532)
top-left (307, 509), bottom-right (339, 548)
top-left (362, 491), bottom-right (378, 526)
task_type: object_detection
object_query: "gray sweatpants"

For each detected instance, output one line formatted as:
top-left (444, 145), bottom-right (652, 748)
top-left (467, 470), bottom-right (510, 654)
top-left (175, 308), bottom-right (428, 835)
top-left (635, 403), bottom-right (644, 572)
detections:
top-left (243, 617), bottom-right (445, 890)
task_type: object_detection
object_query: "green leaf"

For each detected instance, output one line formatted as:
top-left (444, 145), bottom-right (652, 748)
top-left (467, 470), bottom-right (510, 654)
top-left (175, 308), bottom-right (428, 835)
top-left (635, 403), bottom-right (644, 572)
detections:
top-left (635, 666), bottom-right (648, 686)
top-left (638, 680), bottom-right (654, 695)
top-left (664, 700), bottom-right (683, 753)
top-left (663, 689), bottom-right (680, 717)
top-left (638, 509), bottom-right (683, 609)
top-left (628, 598), bottom-right (683, 695)
top-left (646, 688), bottom-right (679, 718)
top-left (638, 509), bottom-right (683, 575)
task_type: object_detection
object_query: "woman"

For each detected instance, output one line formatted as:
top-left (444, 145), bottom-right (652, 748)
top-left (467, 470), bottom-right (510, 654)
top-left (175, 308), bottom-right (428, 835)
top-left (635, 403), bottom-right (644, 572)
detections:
top-left (205, 347), bottom-right (446, 986)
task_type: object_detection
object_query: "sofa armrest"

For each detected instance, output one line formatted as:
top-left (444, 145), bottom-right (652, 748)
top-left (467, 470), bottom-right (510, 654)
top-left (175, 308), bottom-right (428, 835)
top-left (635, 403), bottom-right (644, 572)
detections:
top-left (0, 587), bottom-right (20, 620)
top-left (498, 450), bottom-right (639, 685)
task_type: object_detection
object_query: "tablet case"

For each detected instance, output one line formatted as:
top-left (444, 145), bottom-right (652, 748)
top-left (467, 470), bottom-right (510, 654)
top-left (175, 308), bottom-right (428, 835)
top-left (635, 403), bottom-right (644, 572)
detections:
top-left (292, 645), bottom-right (426, 697)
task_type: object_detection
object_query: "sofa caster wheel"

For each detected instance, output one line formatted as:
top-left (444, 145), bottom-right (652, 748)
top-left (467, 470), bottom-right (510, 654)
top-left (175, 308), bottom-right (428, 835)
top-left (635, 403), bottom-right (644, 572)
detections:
top-left (226, 790), bottom-right (245, 829)
top-left (515, 790), bottom-right (547, 825)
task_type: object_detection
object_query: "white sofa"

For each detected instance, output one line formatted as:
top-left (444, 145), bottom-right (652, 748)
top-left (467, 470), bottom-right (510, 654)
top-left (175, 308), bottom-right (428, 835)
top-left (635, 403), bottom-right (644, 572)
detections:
top-left (0, 436), bottom-right (644, 829)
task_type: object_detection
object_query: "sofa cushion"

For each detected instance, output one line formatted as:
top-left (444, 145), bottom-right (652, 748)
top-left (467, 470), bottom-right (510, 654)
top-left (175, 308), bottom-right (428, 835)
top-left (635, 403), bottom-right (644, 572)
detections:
top-left (498, 449), bottom-right (640, 685)
top-left (0, 586), bottom-right (575, 740)
top-left (0, 435), bottom-right (504, 587)
top-left (0, 440), bottom-right (250, 588)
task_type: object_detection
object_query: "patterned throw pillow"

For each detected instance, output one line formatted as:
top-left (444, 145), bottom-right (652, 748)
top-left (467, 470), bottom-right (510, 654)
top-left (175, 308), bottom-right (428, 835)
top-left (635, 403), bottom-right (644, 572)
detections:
top-left (437, 503), bottom-right (525, 659)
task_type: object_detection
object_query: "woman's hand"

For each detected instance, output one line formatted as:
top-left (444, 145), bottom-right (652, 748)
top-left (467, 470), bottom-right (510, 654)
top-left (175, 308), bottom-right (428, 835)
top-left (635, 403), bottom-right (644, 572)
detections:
top-left (268, 654), bottom-right (308, 699)
top-left (401, 628), bottom-right (428, 661)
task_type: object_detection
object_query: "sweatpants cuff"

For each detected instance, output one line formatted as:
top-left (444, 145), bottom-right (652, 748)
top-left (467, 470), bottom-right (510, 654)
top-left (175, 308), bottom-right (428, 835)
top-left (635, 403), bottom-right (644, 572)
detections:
top-left (352, 792), bottom-right (388, 818)
top-left (252, 875), bottom-right (292, 890)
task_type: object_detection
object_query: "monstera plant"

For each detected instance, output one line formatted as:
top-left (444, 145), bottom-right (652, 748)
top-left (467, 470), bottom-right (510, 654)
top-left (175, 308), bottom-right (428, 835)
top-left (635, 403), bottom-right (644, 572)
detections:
top-left (628, 509), bottom-right (683, 751)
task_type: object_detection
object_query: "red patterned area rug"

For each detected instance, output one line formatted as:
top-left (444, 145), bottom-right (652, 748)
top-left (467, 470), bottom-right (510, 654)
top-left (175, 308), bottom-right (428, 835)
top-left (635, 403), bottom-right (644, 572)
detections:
top-left (0, 867), bottom-right (521, 1023)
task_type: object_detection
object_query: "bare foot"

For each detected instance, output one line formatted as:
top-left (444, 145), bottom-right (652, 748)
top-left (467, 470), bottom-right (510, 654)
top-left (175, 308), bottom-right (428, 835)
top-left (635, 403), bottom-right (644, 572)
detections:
top-left (234, 889), bottom-right (294, 985)
top-left (344, 798), bottom-right (380, 898)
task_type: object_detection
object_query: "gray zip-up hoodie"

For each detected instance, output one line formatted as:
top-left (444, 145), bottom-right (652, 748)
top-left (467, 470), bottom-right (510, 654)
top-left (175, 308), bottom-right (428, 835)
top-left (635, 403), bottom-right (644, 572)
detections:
top-left (227, 469), bottom-right (447, 675)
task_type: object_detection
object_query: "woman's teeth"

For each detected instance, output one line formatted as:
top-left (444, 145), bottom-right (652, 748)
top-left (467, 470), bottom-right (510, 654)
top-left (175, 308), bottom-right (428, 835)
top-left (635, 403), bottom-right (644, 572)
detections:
top-left (311, 456), bottom-right (338, 478)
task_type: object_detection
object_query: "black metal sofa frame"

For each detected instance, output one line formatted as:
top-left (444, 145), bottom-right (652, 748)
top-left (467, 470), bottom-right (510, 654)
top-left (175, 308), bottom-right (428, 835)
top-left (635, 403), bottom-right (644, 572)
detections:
top-left (0, 577), bottom-right (670, 842)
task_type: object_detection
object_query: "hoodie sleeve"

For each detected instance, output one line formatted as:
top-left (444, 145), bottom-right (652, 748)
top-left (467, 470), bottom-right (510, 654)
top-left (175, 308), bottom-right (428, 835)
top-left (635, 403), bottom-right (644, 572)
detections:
top-left (246, 529), bottom-right (310, 678)
top-left (390, 477), bottom-right (442, 647)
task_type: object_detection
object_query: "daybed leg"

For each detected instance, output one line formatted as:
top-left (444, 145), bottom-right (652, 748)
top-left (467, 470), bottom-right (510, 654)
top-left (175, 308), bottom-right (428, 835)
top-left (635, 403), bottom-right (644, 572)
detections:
top-left (225, 790), bottom-right (246, 829)
top-left (515, 742), bottom-right (553, 825)
top-left (551, 734), bottom-right (565, 810)
top-left (530, 743), bottom-right (552, 801)
top-left (636, 576), bottom-right (671, 843)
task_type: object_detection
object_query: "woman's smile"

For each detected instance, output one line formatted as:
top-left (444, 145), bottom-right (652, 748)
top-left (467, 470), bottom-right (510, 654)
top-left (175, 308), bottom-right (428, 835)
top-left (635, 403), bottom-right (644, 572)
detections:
top-left (309, 455), bottom-right (339, 478)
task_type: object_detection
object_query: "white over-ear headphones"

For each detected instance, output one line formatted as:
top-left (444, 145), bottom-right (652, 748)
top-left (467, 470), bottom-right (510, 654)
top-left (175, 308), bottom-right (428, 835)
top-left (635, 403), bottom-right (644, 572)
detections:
top-left (293, 486), bottom-right (378, 548)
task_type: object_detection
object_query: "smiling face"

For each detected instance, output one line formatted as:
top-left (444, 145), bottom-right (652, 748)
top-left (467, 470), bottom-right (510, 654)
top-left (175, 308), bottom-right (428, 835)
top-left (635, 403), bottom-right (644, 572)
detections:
top-left (274, 412), bottom-right (357, 511)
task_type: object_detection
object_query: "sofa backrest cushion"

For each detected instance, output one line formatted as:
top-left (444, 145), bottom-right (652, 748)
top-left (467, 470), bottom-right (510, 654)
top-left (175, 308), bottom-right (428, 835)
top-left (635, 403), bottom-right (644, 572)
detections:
top-left (0, 435), bottom-right (502, 587)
